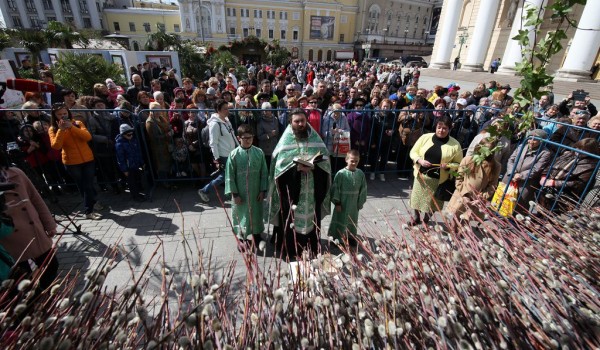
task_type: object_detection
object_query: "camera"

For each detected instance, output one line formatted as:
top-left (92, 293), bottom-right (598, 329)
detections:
top-left (572, 90), bottom-right (589, 101)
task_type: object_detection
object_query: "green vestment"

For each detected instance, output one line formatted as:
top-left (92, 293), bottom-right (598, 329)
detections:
top-left (225, 146), bottom-right (268, 239)
top-left (268, 126), bottom-right (331, 234)
top-left (328, 168), bottom-right (367, 239)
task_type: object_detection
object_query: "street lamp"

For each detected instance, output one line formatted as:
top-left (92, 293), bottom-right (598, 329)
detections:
top-left (456, 30), bottom-right (469, 59)
top-left (404, 29), bottom-right (409, 45)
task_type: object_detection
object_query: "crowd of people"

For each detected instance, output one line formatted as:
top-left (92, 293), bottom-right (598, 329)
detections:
top-left (0, 58), bottom-right (599, 263)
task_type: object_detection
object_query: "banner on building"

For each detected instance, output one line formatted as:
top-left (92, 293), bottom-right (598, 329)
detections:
top-left (310, 16), bottom-right (335, 40)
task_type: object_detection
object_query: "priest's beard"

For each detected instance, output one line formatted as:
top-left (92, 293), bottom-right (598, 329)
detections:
top-left (293, 125), bottom-right (309, 140)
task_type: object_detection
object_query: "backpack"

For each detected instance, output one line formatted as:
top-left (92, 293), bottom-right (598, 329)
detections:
top-left (201, 123), bottom-right (223, 148)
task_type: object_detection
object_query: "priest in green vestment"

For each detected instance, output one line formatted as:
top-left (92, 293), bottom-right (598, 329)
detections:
top-left (268, 109), bottom-right (331, 259)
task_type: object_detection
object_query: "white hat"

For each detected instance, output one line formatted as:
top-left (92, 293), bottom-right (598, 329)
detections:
top-left (457, 98), bottom-right (468, 106)
top-left (261, 102), bottom-right (272, 110)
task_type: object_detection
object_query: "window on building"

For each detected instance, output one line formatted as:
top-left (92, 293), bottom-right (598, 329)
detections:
top-left (293, 12), bottom-right (300, 20)
top-left (83, 17), bottom-right (92, 28)
top-left (96, 2), bottom-right (100, 12)
top-left (114, 22), bottom-right (120, 31)
top-left (424, 17), bottom-right (427, 24)
top-left (227, 8), bottom-right (237, 17)
top-left (339, 34), bottom-right (344, 42)
top-left (12, 16), bottom-right (22, 27)
top-left (7, 0), bottom-right (17, 11)
top-left (267, 11), bottom-right (275, 19)
top-left (254, 9), bottom-right (262, 18)
top-left (280, 30), bottom-right (286, 40)
top-left (25, 0), bottom-right (34, 10)
top-left (243, 28), bottom-right (249, 37)
top-left (29, 16), bottom-right (39, 28)
top-left (279, 11), bottom-right (287, 20)
top-left (241, 9), bottom-right (248, 17)
top-left (268, 29), bottom-right (274, 39)
top-left (174, 24), bottom-right (180, 32)
top-left (47, 16), bottom-right (56, 22)
top-left (79, 0), bottom-right (89, 13)
top-left (129, 22), bottom-right (136, 31)
top-left (65, 16), bottom-right (74, 24)
top-left (42, 0), bottom-right (53, 10)
top-left (293, 30), bottom-right (298, 40)
top-left (415, 16), bottom-right (419, 23)
top-left (158, 23), bottom-right (165, 31)
top-left (144, 22), bottom-right (151, 32)
top-left (61, 0), bottom-right (71, 13)
top-left (229, 27), bottom-right (236, 35)
top-left (256, 28), bottom-right (261, 37)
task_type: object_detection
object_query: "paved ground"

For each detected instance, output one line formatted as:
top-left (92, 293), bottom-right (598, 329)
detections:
top-left (51, 174), bottom-right (415, 295)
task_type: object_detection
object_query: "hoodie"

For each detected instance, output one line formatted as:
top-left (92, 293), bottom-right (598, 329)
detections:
top-left (207, 113), bottom-right (238, 159)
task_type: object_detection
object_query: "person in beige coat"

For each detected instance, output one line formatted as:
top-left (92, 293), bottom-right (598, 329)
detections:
top-left (0, 150), bottom-right (58, 289)
top-left (446, 138), bottom-right (501, 225)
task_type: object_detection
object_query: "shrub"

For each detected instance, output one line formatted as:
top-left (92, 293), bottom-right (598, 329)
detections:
top-left (0, 202), bottom-right (598, 349)
top-left (52, 52), bottom-right (127, 96)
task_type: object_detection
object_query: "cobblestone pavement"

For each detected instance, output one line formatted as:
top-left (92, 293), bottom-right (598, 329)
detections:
top-left (50, 175), bottom-right (415, 295)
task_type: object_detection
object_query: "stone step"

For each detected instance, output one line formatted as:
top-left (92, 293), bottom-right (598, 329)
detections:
top-left (421, 68), bottom-right (600, 101)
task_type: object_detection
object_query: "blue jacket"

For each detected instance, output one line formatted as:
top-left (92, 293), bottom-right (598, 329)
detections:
top-left (115, 134), bottom-right (144, 172)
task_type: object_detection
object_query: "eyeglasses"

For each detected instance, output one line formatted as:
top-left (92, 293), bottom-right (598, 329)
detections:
top-left (574, 110), bottom-right (590, 116)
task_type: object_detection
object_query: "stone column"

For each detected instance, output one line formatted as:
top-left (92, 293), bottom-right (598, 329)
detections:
top-left (87, 0), bottom-right (102, 29)
top-left (68, 0), bottom-right (84, 28)
top-left (461, 0), bottom-right (501, 71)
top-left (16, 1), bottom-right (31, 28)
top-left (555, 1), bottom-right (600, 81)
top-left (51, 0), bottom-right (64, 22)
top-left (429, 0), bottom-right (464, 69)
top-left (497, 0), bottom-right (547, 74)
top-left (33, 0), bottom-right (47, 26)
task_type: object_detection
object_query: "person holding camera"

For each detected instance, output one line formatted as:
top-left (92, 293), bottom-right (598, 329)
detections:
top-left (559, 90), bottom-right (597, 117)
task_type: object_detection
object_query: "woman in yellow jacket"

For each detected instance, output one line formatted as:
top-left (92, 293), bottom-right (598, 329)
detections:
top-left (409, 115), bottom-right (463, 226)
top-left (48, 104), bottom-right (103, 220)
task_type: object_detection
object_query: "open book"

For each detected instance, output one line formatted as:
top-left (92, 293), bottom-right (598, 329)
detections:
top-left (293, 151), bottom-right (325, 169)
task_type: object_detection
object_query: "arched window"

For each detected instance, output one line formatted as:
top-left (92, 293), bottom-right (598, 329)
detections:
top-left (326, 50), bottom-right (332, 61)
top-left (318, 49), bottom-right (323, 61)
top-left (308, 49), bottom-right (314, 61)
top-left (132, 41), bottom-right (140, 51)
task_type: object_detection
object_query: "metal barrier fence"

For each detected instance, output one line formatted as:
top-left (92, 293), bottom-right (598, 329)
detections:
top-left (2, 105), bottom-right (598, 208)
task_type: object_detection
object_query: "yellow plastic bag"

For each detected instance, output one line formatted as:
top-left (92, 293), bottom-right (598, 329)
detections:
top-left (491, 181), bottom-right (519, 217)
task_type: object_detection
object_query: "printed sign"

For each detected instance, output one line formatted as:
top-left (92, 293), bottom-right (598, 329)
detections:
top-left (310, 16), bottom-right (335, 40)
top-left (0, 60), bottom-right (25, 108)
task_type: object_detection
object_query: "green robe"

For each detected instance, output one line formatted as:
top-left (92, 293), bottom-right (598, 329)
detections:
top-left (268, 126), bottom-right (331, 234)
top-left (225, 146), bottom-right (268, 239)
top-left (328, 168), bottom-right (367, 239)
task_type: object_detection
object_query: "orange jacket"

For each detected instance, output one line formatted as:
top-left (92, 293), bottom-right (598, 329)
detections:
top-left (48, 120), bottom-right (94, 165)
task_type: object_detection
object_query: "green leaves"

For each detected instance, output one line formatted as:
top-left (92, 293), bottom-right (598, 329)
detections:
top-left (53, 52), bottom-right (127, 95)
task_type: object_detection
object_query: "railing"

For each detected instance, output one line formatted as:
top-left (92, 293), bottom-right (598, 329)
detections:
top-left (1, 106), bottom-right (598, 210)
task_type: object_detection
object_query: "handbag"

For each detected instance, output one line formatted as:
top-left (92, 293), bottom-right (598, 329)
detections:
top-left (491, 181), bottom-right (519, 217)
top-left (332, 131), bottom-right (351, 157)
top-left (434, 177), bottom-right (456, 202)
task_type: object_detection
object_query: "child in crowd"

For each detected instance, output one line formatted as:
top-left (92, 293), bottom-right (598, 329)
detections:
top-left (171, 137), bottom-right (190, 177)
top-left (115, 124), bottom-right (146, 202)
top-left (225, 124), bottom-right (268, 249)
top-left (328, 149), bottom-right (367, 249)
